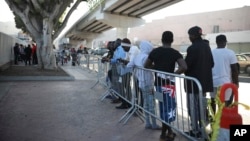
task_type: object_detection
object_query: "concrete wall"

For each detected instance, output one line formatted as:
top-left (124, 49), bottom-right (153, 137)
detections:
top-left (83, 6), bottom-right (250, 53)
top-left (205, 30), bottom-right (250, 53)
top-left (127, 6), bottom-right (250, 52)
top-left (0, 32), bottom-right (17, 70)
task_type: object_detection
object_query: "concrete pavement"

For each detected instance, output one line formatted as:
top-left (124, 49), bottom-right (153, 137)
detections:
top-left (1, 63), bottom-right (249, 141)
top-left (0, 64), bottom-right (188, 141)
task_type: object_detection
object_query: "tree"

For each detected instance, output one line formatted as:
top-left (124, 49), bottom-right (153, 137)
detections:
top-left (5, 0), bottom-right (87, 70)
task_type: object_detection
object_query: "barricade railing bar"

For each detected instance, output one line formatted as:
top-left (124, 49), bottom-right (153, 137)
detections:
top-left (132, 67), bottom-right (207, 141)
top-left (91, 57), bottom-right (110, 90)
top-left (79, 54), bottom-right (100, 73)
top-left (90, 59), bottom-right (208, 141)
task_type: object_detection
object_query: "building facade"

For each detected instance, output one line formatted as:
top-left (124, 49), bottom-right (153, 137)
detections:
top-left (128, 6), bottom-right (250, 53)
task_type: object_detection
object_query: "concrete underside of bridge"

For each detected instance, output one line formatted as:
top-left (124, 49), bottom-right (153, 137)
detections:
top-left (63, 0), bottom-right (182, 48)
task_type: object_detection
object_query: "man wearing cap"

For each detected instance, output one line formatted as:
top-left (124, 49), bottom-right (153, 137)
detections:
top-left (184, 26), bottom-right (214, 138)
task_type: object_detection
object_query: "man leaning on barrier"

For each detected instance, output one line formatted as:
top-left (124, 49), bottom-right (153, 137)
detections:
top-left (108, 38), bottom-right (131, 108)
top-left (101, 41), bottom-right (116, 99)
top-left (115, 38), bottom-right (140, 109)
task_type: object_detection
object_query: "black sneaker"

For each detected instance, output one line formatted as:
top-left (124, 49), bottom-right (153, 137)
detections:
top-left (185, 130), bottom-right (201, 138)
top-left (111, 99), bottom-right (121, 104)
top-left (116, 104), bottom-right (129, 109)
top-left (105, 95), bottom-right (113, 99)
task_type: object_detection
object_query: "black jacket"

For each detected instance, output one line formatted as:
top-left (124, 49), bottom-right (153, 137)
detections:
top-left (185, 38), bottom-right (214, 94)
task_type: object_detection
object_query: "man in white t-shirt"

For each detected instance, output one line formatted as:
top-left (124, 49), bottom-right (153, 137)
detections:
top-left (211, 34), bottom-right (239, 113)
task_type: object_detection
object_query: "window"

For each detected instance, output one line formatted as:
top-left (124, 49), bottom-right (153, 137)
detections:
top-left (213, 25), bottom-right (219, 33)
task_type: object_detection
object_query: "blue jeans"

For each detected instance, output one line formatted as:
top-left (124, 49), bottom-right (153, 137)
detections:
top-left (141, 86), bottom-right (158, 127)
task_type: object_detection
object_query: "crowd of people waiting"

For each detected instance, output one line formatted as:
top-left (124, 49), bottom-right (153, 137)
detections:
top-left (12, 25), bottom-right (238, 141)
top-left (13, 43), bottom-right (38, 66)
top-left (101, 25), bottom-right (239, 141)
top-left (56, 45), bottom-right (89, 66)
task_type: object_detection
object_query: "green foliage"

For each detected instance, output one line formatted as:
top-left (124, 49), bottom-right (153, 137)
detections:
top-left (88, 0), bottom-right (105, 11)
top-left (6, 0), bottom-right (86, 39)
top-left (14, 13), bottom-right (27, 33)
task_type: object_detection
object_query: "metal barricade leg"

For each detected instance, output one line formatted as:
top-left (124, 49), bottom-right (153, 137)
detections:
top-left (118, 73), bottom-right (144, 124)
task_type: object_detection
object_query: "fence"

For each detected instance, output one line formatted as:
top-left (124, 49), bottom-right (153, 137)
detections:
top-left (86, 58), bottom-right (209, 141)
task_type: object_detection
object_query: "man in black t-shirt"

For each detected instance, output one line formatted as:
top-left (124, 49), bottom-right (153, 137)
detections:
top-left (145, 31), bottom-right (187, 141)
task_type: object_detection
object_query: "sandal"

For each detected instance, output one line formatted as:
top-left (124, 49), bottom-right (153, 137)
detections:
top-left (166, 133), bottom-right (176, 141)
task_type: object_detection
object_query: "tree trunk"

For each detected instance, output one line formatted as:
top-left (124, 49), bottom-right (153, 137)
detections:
top-left (37, 18), bottom-right (57, 70)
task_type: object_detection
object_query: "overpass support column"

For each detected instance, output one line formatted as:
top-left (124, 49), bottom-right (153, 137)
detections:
top-left (116, 28), bottom-right (128, 38)
top-left (85, 39), bottom-right (93, 48)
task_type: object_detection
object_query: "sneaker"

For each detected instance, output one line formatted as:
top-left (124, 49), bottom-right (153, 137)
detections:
top-left (166, 132), bottom-right (176, 141)
top-left (115, 104), bottom-right (129, 109)
top-left (151, 125), bottom-right (162, 130)
top-left (105, 95), bottom-right (113, 99)
top-left (160, 134), bottom-right (166, 140)
top-left (111, 99), bottom-right (121, 104)
top-left (185, 130), bottom-right (201, 138)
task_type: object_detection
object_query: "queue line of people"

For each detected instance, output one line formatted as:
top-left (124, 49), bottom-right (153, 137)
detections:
top-left (13, 43), bottom-right (38, 66)
top-left (101, 25), bottom-right (239, 141)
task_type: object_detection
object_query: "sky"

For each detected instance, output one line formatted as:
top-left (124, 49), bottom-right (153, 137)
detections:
top-left (1, 0), bottom-right (250, 36)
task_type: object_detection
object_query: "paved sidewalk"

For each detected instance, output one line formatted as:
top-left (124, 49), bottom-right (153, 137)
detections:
top-left (0, 64), bottom-right (188, 141)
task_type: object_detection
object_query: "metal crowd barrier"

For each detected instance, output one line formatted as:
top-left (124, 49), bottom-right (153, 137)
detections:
top-left (91, 59), bottom-right (208, 141)
top-left (79, 54), bottom-right (101, 72)
top-left (91, 57), bottom-right (110, 90)
top-left (132, 67), bottom-right (208, 141)
top-left (78, 54), bottom-right (108, 91)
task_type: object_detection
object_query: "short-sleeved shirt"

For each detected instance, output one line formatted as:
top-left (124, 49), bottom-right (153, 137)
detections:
top-left (212, 48), bottom-right (238, 87)
top-left (148, 47), bottom-right (183, 86)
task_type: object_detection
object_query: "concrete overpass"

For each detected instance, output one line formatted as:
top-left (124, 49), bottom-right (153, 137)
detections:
top-left (63, 0), bottom-right (182, 47)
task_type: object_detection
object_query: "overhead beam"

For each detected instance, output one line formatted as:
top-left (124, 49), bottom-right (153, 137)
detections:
top-left (96, 12), bottom-right (145, 28)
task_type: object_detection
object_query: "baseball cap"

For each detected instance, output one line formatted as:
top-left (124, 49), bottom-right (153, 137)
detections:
top-left (188, 26), bottom-right (203, 36)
